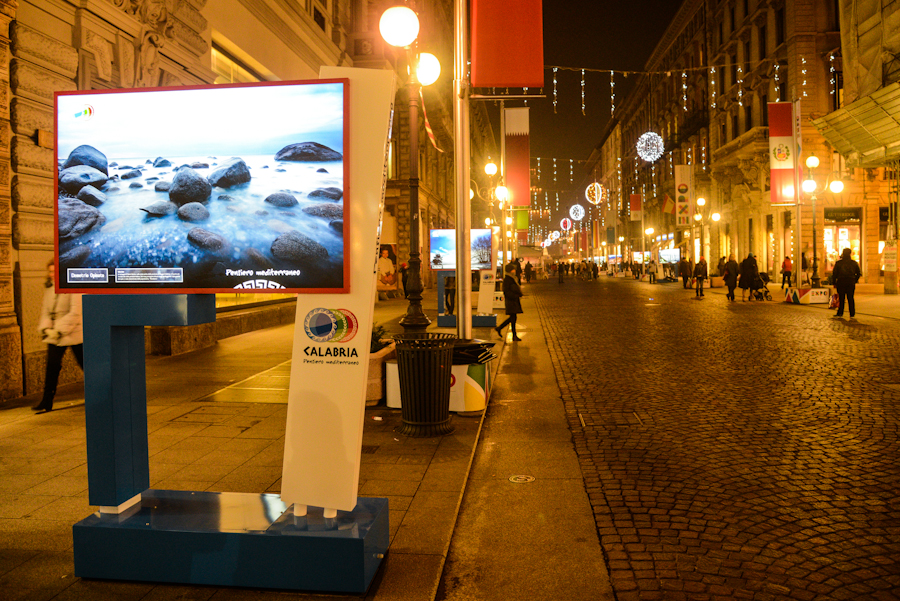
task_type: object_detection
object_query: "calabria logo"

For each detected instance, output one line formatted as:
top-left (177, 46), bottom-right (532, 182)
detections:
top-left (304, 308), bottom-right (359, 343)
top-left (75, 105), bottom-right (94, 120)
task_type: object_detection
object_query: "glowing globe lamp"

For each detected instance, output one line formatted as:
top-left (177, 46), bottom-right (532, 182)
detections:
top-left (379, 6), bottom-right (420, 48)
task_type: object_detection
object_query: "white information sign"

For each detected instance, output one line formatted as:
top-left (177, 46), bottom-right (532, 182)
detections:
top-left (883, 241), bottom-right (897, 273)
top-left (280, 67), bottom-right (396, 513)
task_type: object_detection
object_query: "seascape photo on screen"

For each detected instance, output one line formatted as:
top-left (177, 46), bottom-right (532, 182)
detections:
top-left (54, 81), bottom-right (347, 292)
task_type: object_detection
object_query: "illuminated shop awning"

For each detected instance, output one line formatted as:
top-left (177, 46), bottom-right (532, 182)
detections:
top-left (812, 82), bottom-right (900, 167)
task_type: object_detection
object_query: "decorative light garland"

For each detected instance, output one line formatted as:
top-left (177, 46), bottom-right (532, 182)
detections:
top-left (682, 71), bottom-right (688, 111)
top-left (801, 56), bottom-right (808, 97)
top-left (553, 67), bottom-right (558, 113)
top-left (636, 132), bottom-right (665, 162)
top-left (829, 54), bottom-right (836, 96)
top-left (774, 63), bottom-right (781, 101)
top-left (581, 69), bottom-right (586, 115)
top-left (570, 204), bottom-right (585, 221)
top-left (710, 67), bottom-right (717, 109)
top-left (737, 64), bottom-right (744, 106)
top-left (569, 159), bottom-right (574, 183)
top-left (553, 158), bottom-right (557, 182)
top-left (610, 71), bottom-right (615, 117)
top-left (585, 182), bottom-right (604, 205)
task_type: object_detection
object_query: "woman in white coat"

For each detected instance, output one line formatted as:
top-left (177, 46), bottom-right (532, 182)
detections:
top-left (33, 261), bottom-right (83, 413)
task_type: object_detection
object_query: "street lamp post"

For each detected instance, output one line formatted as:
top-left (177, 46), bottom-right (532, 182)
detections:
top-left (380, 6), bottom-right (441, 332)
top-left (693, 197), bottom-right (720, 262)
top-left (802, 155), bottom-right (844, 289)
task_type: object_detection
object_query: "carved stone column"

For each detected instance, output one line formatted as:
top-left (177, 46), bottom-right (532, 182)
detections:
top-left (0, 0), bottom-right (20, 401)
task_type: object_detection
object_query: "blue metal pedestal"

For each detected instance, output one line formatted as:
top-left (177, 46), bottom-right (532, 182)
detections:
top-left (76, 295), bottom-right (389, 593)
top-left (74, 490), bottom-right (388, 593)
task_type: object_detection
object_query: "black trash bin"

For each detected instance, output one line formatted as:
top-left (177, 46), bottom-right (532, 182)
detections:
top-left (393, 333), bottom-right (456, 437)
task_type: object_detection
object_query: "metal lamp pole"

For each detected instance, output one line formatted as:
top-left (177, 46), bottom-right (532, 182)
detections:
top-left (803, 155), bottom-right (821, 288)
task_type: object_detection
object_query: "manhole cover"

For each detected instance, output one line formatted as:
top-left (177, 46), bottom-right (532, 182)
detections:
top-left (508, 475), bottom-right (535, 483)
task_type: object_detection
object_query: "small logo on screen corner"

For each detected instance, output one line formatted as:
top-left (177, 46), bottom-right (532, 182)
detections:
top-left (304, 308), bottom-right (359, 343)
top-left (74, 105), bottom-right (94, 120)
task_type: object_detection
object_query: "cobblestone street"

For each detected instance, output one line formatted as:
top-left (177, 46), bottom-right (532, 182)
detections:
top-left (530, 277), bottom-right (900, 601)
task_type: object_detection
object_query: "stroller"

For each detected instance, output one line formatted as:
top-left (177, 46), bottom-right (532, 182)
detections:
top-left (751, 272), bottom-right (773, 301)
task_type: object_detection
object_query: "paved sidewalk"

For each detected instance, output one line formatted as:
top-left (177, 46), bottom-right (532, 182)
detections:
top-left (0, 291), bottom-right (502, 601)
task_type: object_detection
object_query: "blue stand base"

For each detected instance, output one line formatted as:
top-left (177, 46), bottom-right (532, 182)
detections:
top-left (73, 490), bottom-right (389, 594)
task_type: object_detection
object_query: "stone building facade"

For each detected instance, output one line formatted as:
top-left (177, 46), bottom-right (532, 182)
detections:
top-left (0, 0), bottom-right (493, 401)
top-left (587, 0), bottom-right (895, 286)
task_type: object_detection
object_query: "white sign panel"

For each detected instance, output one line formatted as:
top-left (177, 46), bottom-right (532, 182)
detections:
top-left (281, 67), bottom-right (396, 513)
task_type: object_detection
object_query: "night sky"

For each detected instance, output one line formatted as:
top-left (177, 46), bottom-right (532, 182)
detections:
top-left (512, 0), bottom-right (685, 184)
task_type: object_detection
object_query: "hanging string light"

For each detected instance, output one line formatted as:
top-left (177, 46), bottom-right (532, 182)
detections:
top-left (581, 69), bottom-right (586, 115)
top-left (682, 71), bottom-right (688, 111)
top-left (710, 67), bottom-right (717, 109)
top-left (553, 158), bottom-right (557, 182)
top-left (829, 54), bottom-right (836, 96)
top-left (737, 64), bottom-right (744, 106)
top-left (569, 159), bottom-right (574, 183)
top-left (523, 87), bottom-right (529, 105)
top-left (536, 157), bottom-right (541, 182)
top-left (774, 63), bottom-right (781, 101)
top-left (609, 71), bottom-right (616, 117)
top-left (552, 67), bottom-right (558, 113)
top-left (801, 56), bottom-right (808, 97)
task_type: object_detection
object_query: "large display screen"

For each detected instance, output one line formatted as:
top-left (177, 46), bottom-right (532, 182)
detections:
top-left (55, 79), bottom-right (348, 293)
top-left (429, 229), bottom-right (493, 271)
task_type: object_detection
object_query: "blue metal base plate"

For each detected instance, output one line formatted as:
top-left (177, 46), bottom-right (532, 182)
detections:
top-left (73, 490), bottom-right (389, 594)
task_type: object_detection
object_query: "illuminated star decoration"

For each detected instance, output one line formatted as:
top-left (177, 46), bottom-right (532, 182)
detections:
top-left (636, 132), bottom-right (664, 162)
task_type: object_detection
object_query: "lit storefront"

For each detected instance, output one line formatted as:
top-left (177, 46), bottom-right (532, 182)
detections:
top-left (822, 208), bottom-right (861, 275)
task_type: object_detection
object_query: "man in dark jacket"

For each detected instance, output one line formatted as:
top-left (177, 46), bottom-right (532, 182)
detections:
top-left (679, 257), bottom-right (692, 288)
top-left (832, 248), bottom-right (861, 317)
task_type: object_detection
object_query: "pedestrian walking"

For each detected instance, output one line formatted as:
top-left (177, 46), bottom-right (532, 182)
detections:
top-left (801, 252), bottom-right (811, 286)
top-left (781, 256), bottom-right (793, 289)
top-left (557, 261), bottom-right (564, 283)
top-left (592, 261), bottom-right (599, 280)
top-left (444, 275), bottom-right (456, 315)
top-left (832, 248), bottom-right (861, 318)
top-left (524, 260), bottom-right (533, 283)
top-left (495, 263), bottom-right (523, 341)
top-left (717, 256), bottom-right (726, 277)
top-left (723, 253), bottom-right (739, 301)
top-left (738, 252), bottom-right (759, 301)
top-left (33, 261), bottom-right (83, 413)
top-left (693, 256), bottom-right (708, 297)
top-left (647, 259), bottom-right (659, 284)
top-left (679, 257), bottom-right (691, 288)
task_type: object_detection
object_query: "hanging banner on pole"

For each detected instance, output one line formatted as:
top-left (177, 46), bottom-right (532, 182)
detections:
top-left (504, 107), bottom-right (531, 207)
top-left (674, 166), bottom-right (692, 226)
top-left (471, 0), bottom-right (544, 88)
top-left (768, 102), bottom-right (796, 204)
top-left (630, 194), bottom-right (642, 222)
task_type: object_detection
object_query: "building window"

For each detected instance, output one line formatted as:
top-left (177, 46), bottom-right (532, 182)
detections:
top-left (775, 8), bottom-right (785, 46)
top-left (823, 207), bottom-right (862, 275)
top-left (732, 112), bottom-right (739, 137)
top-left (744, 105), bottom-right (752, 131)
top-left (211, 46), bottom-right (262, 84)
top-left (761, 94), bottom-right (768, 126)
top-left (758, 24), bottom-right (767, 58)
top-left (313, 7), bottom-right (326, 30)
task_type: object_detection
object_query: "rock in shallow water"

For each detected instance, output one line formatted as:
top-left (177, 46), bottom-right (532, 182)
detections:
top-left (207, 158), bottom-right (251, 188)
top-left (59, 165), bottom-right (108, 195)
top-left (62, 145), bottom-right (109, 176)
top-left (264, 192), bottom-right (298, 207)
top-left (308, 187), bottom-right (343, 201)
top-left (76, 185), bottom-right (106, 207)
top-left (302, 203), bottom-right (343, 220)
top-left (140, 201), bottom-right (178, 217)
top-left (169, 168), bottom-right (211, 206)
top-left (274, 142), bottom-right (342, 162)
top-left (177, 202), bottom-right (210, 222)
top-left (58, 196), bottom-right (106, 240)
top-left (187, 227), bottom-right (228, 253)
top-left (271, 230), bottom-right (328, 263)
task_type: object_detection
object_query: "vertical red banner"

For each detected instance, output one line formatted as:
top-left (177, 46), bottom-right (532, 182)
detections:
top-left (504, 107), bottom-right (531, 207)
top-left (471, 0), bottom-right (544, 88)
top-left (630, 194), bottom-right (642, 221)
top-left (768, 102), bottom-right (796, 203)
